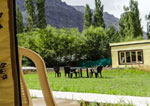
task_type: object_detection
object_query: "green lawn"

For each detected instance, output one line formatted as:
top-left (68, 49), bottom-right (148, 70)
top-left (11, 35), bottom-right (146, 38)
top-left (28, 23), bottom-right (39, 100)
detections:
top-left (24, 68), bottom-right (150, 97)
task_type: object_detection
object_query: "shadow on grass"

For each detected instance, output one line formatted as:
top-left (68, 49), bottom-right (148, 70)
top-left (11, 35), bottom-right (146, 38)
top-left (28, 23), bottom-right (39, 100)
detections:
top-left (102, 76), bottom-right (113, 79)
top-left (63, 76), bottom-right (113, 79)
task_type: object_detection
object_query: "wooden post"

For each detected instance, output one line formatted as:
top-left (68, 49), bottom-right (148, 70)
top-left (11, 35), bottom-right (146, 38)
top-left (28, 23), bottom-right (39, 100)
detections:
top-left (124, 52), bottom-right (127, 64)
top-left (136, 51), bottom-right (138, 63)
top-left (130, 51), bottom-right (132, 64)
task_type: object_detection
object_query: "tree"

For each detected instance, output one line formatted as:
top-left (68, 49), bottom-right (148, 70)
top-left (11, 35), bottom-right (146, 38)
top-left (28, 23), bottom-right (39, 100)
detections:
top-left (145, 13), bottom-right (150, 39)
top-left (16, 6), bottom-right (24, 33)
top-left (82, 26), bottom-right (108, 60)
top-left (106, 26), bottom-right (120, 43)
top-left (25, 0), bottom-right (36, 30)
top-left (56, 28), bottom-right (84, 66)
top-left (84, 4), bottom-right (92, 29)
top-left (119, 11), bottom-right (135, 37)
top-left (119, 0), bottom-right (143, 38)
top-left (129, 0), bottom-right (143, 37)
top-left (94, 0), bottom-right (105, 28)
top-left (17, 26), bottom-right (86, 67)
top-left (36, 0), bottom-right (47, 28)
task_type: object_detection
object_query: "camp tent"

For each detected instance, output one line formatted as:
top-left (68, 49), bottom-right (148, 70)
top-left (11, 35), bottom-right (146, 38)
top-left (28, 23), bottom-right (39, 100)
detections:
top-left (0, 0), bottom-right (55, 106)
top-left (0, 0), bottom-right (21, 105)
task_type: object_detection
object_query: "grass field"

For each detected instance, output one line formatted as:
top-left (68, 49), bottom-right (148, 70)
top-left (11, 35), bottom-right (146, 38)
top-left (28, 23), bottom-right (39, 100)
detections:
top-left (24, 68), bottom-right (150, 97)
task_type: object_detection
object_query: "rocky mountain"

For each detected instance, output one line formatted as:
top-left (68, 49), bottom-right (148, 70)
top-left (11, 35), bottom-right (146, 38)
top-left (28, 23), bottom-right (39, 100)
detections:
top-left (73, 6), bottom-right (119, 30)
top-left (16, 0), bottom-right (119, 32)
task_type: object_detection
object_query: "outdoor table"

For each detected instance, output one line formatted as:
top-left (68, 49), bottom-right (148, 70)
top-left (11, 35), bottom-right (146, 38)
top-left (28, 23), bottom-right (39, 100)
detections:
top-left (69, 67), bottom-right (95, 78)
top-left (79, 67), bottom-right (91, 78)
top-left (86, 68), bottom-right (96, 78)
top-left (75, 67), bottom-right (91, 78)
top-left (70, 67), bottom-right (83, 78)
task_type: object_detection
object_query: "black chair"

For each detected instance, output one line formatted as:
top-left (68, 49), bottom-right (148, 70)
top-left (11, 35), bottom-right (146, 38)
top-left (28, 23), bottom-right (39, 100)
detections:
top-left (86, 68), bottom-right (89, 78)
top-left (64, 66), bottom-right (70, 78)
top-left (70, 68), bottom-right (78, 78)
top-left (54, 67), bottom-right (61, 77)
top-left (90, 68), bottom-right (94, 78)
top-left (64, 66), bottom-right (78, 78)
top-left (78, 68), bottom-right (83, 77)
top-left (95, 66), bottom-right (103, 78)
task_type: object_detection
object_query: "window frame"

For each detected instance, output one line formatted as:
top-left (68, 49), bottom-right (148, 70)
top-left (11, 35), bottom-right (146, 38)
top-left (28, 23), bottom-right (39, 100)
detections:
top-left (118, 49), bottom-right (144, 65)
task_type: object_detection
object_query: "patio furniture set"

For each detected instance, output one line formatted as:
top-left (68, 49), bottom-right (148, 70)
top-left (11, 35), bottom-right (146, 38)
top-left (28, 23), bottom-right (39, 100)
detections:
top-left (53, 66), bottom-right (103, 78)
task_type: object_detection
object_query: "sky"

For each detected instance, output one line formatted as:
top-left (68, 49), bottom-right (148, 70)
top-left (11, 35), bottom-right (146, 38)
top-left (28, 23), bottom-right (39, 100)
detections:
top-left (61, 0), bottom-right (150, 32)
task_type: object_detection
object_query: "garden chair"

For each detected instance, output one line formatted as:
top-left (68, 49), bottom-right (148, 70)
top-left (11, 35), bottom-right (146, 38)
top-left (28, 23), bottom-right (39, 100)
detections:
top-left (54, 67), bottom-right (61, 77)
top-left (86, 68), bottom-right (89, 78)
top-left (64, 66), bottom-right (71, 78)
top-left (78, 68), bottom-right (83, 77)
top-left (90, 68), bottom-right (94, 78)
top-left (95, 66), bottom-right (103, 78)
top-left (70, 68), bottom-right (78, 78)
top-left (19, 47), bottom-right (56, 106)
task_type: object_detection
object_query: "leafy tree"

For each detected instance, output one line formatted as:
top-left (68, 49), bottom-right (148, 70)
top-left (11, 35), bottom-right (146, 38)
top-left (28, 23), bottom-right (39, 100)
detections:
top-left (129, 0), bottom-right (143, 37)
top-left (145, 13), bottom-right (150, 39)
top-left (119, 0), bottom-right (143, 38)
top-left (84, 4), bottom-right (92, 29)
top-left (94, 0), bottom-right (105, 28)
top-left (16, 6), bottom-right (24, 33)
top-left (18, 25), bottom-right (124, 66)
top-left (36, 0), bottom-right (47, 28)
top-left (37, 27), bottom-right (57, 66)
top-left (25, 0), bottom-right (36, 30)
top-left (58, 28), bottom-right (86, 66)
top-left (106, 26), bottom-right (120, 43)
top-left (17, 26), bottom-right (86, 67)
top-left (82, 26), bottom-right (108, 60)
top-left (17, 30), bottom-right (41, 66)
top-left (119, 11), bottom-right (135, 37)
top-left (17, 29), bottom-right (42, 52)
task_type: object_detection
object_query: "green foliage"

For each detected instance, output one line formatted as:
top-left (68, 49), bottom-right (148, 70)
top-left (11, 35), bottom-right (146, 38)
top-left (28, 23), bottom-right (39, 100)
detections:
top-left (36, 0), bottom-right (47, 28)
top-left (119, 12), bottom-right (135, 38)
top-left (25, 0), bottom-right (37, 30)
top-left (17, 30), bottom-right (42, 66)
top-left (82, 26), bottom-right (108, 60)
top-left (119, 0), bottom-right (143, 38)
top-left (57, 28), bottom-right (86, 65)
top-left (106, 26), bottom-right (120, 43)
top-left (18, 24), bottom-right (143, 67)
top-left (16, 6), bottom-right (24, 33)
top-left (18, 26), bottom-right (85, 67)
top-left (129, 0), bottom-right (143, 37)
top-left (84, 4), bottom-right (92, 29)
top-left (18, 29), bottom-right (41, 51)
top-left (24, 0), bottom-right (47, 29)
top-left (94, 0), bottom-right (105, 28)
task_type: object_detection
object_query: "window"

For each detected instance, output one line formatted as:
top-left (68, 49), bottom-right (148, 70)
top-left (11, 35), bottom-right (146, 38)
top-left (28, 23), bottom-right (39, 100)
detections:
top-left (118, 50), bottom-right (143, 65)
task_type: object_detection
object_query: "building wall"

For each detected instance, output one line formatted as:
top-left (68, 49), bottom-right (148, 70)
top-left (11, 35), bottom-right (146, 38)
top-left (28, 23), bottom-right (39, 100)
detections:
top-left (111, 43), bottom-right (150, 68)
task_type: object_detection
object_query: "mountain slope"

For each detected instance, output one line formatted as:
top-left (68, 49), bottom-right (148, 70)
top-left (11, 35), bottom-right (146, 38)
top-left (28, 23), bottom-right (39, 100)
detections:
top-left (73, 6), bottom-right (119, 30)
top-left (16, 0), bottom-right (119, 31)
